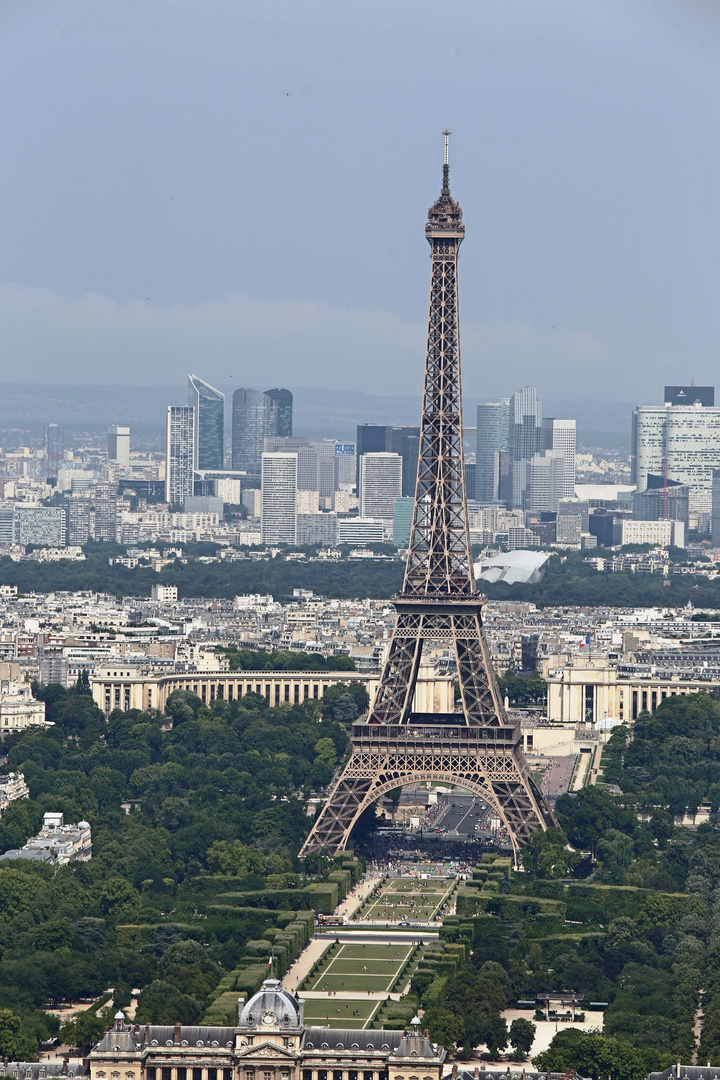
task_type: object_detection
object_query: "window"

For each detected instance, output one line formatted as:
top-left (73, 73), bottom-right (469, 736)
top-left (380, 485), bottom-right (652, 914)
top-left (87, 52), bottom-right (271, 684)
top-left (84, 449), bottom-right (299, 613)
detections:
top-left (334, 1072), bottom-right (343, 1080)
top-left (163, 1069), bottom-right (172, 1080)
top-left (224, 1071), bottom-right (232, 1080)
top-left (208, 1070), bottom-right (217, 1080)
top-left (263, 1072), bottom-right (272, 1080)
top-left (350, 1072), bottom-right (359, 1080)
top-left (283, 1038), bottom-right (290, 1048)
top-left (147, 1070), bottom-right (156, 1080)
top-left (304, 1071), bottom-right (313, 1080)
top-left (365, 1072), bottom-right (375, 1080)
top-left (194, 1069), bottom-right (203, 1080)
top-left (319, 1071), bottom-right (328, 1080)
top-left (178, 1070), bottom-right (187, 1080)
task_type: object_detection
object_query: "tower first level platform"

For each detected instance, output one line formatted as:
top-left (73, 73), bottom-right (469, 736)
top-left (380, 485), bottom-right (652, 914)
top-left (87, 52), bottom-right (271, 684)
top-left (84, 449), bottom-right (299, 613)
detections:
top-left (299, 713), bottom-right (554, 864)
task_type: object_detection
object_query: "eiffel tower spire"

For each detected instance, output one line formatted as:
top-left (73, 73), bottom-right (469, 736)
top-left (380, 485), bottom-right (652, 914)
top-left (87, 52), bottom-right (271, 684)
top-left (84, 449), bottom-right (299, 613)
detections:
top-left (300, 135), bottom-right (555, 865)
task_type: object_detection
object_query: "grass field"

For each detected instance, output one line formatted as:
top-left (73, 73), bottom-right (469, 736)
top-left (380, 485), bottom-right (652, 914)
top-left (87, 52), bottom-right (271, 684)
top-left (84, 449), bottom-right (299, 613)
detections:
top-left (357, 878), bottom-right (454, 922)
top-left (302, 943), bottom-right (414, 994)
top-left (300, 997), bottom-right (381, 1029)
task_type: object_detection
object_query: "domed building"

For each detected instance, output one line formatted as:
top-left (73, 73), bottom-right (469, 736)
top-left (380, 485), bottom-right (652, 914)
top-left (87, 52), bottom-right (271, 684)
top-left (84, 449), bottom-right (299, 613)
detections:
top-left (89, 979), bottom-right (445, 1080)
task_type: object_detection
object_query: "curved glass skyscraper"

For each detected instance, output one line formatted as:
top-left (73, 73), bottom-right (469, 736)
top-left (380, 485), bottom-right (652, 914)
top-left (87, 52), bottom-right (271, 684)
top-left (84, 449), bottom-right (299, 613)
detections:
top-left (188, 374), bottom-right (224, 471)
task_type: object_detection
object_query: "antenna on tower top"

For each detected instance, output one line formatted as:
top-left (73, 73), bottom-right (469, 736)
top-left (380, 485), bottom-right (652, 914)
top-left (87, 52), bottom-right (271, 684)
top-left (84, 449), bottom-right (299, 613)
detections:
top-left (441, 130), bottom-right (452, 193)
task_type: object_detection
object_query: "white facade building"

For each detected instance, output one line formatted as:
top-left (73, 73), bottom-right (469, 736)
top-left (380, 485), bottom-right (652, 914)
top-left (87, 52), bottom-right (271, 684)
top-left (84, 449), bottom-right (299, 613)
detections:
top-left (0, 772), bottom-right (29, 815)
top-left (620, 519), bottom-right (685, 548)
top-left (261, 452), bottom-right (298, 545)
top-left (527, 450), bottom-right (565, 513)
top-left (541, 417), bottom-right (576, 498)
top-left (359, 453), bottom-right (402, 521)
top-left (107, 426), bottom-right (130, 467)
top-left (337, 518), bottom-right (385, 544)
top-left (632, 403), bottom-right (720, 514)
top-left (0, 682), bottom-right (46, 732)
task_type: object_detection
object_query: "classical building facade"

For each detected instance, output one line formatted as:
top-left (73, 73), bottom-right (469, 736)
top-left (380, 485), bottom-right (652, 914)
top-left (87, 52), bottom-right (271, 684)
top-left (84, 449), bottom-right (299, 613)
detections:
top-left (90, 981), bottom-right (445, 1080)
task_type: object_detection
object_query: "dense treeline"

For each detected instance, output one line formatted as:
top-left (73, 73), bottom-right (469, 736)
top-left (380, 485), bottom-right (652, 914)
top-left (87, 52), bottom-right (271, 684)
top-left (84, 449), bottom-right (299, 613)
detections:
top-left (4, 545), bottom-right (720, 605)
top-left (221, 647), bottom-right (357, 672)
top-left (0, 679), bottom-right (368, 1055)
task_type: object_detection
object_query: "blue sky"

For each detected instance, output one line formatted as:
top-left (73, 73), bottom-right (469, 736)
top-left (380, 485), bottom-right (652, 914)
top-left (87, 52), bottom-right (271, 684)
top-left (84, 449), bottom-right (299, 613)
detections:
top-left (1, 0), bottom-right (720, 402)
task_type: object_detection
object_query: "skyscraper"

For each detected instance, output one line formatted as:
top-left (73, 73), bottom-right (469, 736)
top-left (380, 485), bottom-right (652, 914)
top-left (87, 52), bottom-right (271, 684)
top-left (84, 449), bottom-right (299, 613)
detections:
top-left (541, 417), bottom-right (576, 499)
top-left (527, 451), bottom-right (565, 513)
top-left (108, 426), bottom-right (130, 467)
top-left (44, 424), bottom-right (64, 480)
top-left (165, 406), bottom-right (195, 505)
top-left (359, 453), bottom-right (402, 521)
top-left (632, 398), bottom-right (720, 515)
top-left (355, 425), bottom-right (420, 496)
top-left (510, 387), bottom-right (542, 509)
top-left (188, 375), bottom-right (224, 471)
top-left (261, 452), bottom-right (297, 544)
top-left (476, 402), bottom-right (510, 503)
top-left (232, 389), bottom-right (270, 474)
top-left (95, 482), bottom-right (119, 542)
top-left (265, 388), bottom-right (293, 437)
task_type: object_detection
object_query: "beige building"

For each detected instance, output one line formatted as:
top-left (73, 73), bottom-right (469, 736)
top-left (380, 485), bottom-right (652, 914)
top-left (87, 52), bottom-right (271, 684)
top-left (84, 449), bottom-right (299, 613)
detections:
top-left (545, 657), bottom-right (716, 725)
top-left (91, 664), bottom-right (453, 718)
top-left (0, 680), bottom-right (46, 732)
top-left (90, 982), bottom-right (444, 1080)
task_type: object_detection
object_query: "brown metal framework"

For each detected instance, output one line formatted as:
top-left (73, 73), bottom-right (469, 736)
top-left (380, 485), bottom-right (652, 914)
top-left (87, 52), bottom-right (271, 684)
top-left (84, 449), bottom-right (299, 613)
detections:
top-left (300, 136), bottom-right (555, 864)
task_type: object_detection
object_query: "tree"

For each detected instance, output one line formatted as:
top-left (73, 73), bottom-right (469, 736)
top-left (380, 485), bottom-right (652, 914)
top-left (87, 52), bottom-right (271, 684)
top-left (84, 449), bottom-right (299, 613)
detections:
top-left (135, 979), bottom-right (201, 1024)
top-left (59, 1008), bottom-right (108, 1052)
top-left (533, 1028), bottom-right (646, 1080)
top-left (509, 1018), bottom-right (536, 1059)
top-left (0, 1009), bottom-right (39, 1061)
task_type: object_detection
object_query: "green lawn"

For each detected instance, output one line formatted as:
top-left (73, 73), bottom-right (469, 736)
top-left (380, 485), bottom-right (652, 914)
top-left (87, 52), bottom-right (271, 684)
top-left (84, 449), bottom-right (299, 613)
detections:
top-left (303, 943), bottom-right (414, 993)
top-left (300, 997), bottom-right (380, 1029)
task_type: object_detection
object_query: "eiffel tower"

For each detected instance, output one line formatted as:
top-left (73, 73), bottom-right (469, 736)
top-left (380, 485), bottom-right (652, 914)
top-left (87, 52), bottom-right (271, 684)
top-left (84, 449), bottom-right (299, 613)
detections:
top-left (300, 134), bottom-right (555, 865)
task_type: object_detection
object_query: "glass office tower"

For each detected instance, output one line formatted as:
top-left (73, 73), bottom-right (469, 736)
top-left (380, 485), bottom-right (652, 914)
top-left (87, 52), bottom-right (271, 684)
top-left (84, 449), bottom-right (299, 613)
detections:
top-left (188, 375), bottom-right (225, 471)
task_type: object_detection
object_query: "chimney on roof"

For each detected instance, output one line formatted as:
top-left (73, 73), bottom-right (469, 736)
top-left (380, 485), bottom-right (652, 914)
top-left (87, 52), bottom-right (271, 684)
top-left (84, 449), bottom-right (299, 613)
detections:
top-left (144, 1025), bottom-right (150, 1045)
top-left (452, 1067), bottom-right (458, 1079)
top-left (174, 1022), bottom-right (181, 1046)
top-left (61, 1060), bottom-right (68, 1076)
top-left (474, 1069), bottom-right (479, 1080)
top-left (677, 1061), bottom-right (681, 1078)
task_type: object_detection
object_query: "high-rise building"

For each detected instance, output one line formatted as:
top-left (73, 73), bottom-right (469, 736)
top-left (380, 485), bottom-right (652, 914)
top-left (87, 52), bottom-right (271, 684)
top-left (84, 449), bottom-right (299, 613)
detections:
top-left (107, 426), bottom-right (130, 467)
top-left (188, 375), bottom-right (225, 471)
top-left (44, 424), bottom-right (64, 480)
top-left (165, 406), bottom-right (195, 506)
top-left (665, 385), bottom-right (714, 407)
top-left (265, 388), bottom-right (293, 438)
top-left (355, 425), bottom-right (419, 496)
top-left (66, 496), bottom-right (92, 546)
top-left (94, 483), bottom-right (119, 542)
top-left (0, 508), bottom-right (14, 545)
top-left (14, 506), bottom-right (65, 547)
top-left (633, 475), bottom-right (689, 526)
top-left (359, 453), bottom-right (402, 521)
top-left (541, 417), bottom-right (576, 499)
top-left (475, 402), bottom-right (509, 503)
top-left (261, 452), bottom-right (297, 545)
top-left (232, 389), bottom-right (270, 474)
top-left (527, 451), bottom-right (565, 514)
top-left (632, 399), bottom-right (720, 514)
top-left (510, 387), bottom-right (542, 509)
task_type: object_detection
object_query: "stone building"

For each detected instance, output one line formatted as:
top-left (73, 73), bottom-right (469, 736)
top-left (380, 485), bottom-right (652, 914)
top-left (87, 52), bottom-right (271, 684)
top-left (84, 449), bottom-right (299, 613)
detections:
top-left (90, 981), bottom-right (445, 1080)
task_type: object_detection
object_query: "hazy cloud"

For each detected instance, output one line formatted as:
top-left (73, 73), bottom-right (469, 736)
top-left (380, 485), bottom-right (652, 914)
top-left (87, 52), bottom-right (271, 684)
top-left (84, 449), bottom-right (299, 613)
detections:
top-left (0, 282), bottom-right (623, 398)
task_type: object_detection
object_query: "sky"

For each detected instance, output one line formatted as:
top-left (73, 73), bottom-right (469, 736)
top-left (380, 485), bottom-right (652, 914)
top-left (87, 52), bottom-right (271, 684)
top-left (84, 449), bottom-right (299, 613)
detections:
top-left (1, 0), bottom-right (720, 403)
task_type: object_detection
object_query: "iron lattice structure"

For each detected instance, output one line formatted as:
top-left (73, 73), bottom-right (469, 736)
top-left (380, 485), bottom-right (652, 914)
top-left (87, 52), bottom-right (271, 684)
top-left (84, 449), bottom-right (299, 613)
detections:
top-left (300, 137), bottom-right (555, 864)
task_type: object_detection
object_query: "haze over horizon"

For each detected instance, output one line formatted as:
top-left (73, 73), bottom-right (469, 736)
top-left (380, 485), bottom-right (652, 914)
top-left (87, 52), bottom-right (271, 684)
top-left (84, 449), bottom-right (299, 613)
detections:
top-left (2, 0), bottom-right (720, 402)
